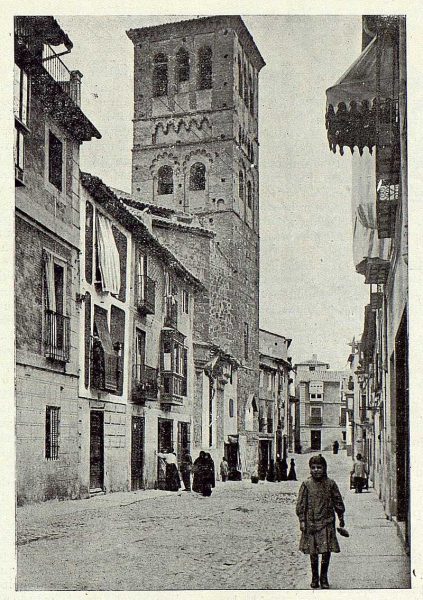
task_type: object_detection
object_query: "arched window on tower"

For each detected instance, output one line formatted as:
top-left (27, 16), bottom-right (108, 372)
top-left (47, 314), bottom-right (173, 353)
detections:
top-left (198, 47), bottom-right (212, 90)
top-left (243, 64), bottom-right (249, 105)
top-left (238, 57), bottom-right (243, 98)
top-left (247, 180), bottom-right (252, 210)
top-left (157, 165), bottom-right (173, 195)
top-left (153, 53), bottom-right (168, 97)
top-left (238, 170), bottom-right (244, 199)
top-left (176, 48), bottom-right (190, 84)
top-left (189, 162), bottom-right (206, 191)
top-left (249, 74), bottom-right (254, 114)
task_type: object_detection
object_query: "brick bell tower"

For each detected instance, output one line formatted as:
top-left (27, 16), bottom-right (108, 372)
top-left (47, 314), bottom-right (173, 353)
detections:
top-left (127, 16), bottom-right (265, 467)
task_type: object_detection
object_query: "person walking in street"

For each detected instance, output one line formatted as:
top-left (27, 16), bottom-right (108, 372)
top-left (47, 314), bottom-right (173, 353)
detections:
top-left (351, 453), bottom-right (368, 493)
top-left (180, 449), bottom-right (193, 492)
top-left (280, 457), bottom-right (288, 481)
top-left (296, 454), bottom-right (346, 589)
top-left (193, 451), bottom-right (212, 496)
top-left (220, 457), bottom-right (229, 482)
top-left (157, 448), bottom-right (181, 492)
top-left (287, 458), bottom-right (297, 481)
top-left (205, 453), bottom-right (216, 490)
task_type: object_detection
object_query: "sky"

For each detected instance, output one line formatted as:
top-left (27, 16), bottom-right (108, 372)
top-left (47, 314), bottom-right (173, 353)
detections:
top-left (57, 14), bottom-right (369, 370)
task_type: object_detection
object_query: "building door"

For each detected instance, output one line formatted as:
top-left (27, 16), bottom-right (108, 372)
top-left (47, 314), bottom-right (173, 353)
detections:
top-left (90, 410), bottom-right (104, 491)
top-left (131, 416), bottom-right (145, 491)
top-left (177, 421), bottom-right (190, 464)
top-left (259, 440), bottom-right (270, 479)
top-left (310, 430), bottom-right (321, 451)
top-left (157, 418), bottom-right (173, 489)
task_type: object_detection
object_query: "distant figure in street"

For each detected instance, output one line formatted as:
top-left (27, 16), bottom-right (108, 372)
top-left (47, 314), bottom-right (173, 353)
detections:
top-left (180, 449), bottom-right (193, 492)
top-left (333, 440), bottom-right (339, 455)
top-left (296, 454), bottom-right (346, 589)
top-left (205, 453), bottom-right (216, 489)
top-left (266, 459), bottom-right (276, 482)
top-left (351, 453), bottom-right (368, 493)
top-left (220, 457), bottom-right (229, 482)
top-left (157, 448), bottom-right (181, 492)
top-left (280, 457), bottom-right (288, 481)
top-left (193, 451), bottom-right (214, 496)
top-left (287, 458), bottom-right (297, 481)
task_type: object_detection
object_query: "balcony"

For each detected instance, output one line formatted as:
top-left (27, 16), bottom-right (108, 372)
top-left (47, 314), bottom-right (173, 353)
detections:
top-left (135, 275), bottom-right (155, 315)
top-left (90, 336), bottom-right (119, 393)
top-left (370, 291), bottom-right (384, 310)
top-left (164, 298), bottom-right (178, 329)
top-left (339, 417), bottom-right (347, 427)
top-left (132, 364), bottom-right (158, 402)
top-left (161, 372), bottom-right (185, 405)
top-left (42, 45), bottom-right (82, 106)
top-left (44, 310), bottom-right (70, 362)
top-left (309, 416), bottom-right (323, 426)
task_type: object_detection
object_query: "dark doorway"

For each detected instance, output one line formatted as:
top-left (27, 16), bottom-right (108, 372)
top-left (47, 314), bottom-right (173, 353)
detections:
top-left (177, 421), bottom-right (190, 465)
top-left (131, 416), bottom-right (145, 491)
top-left (158, 418), bottom-right (173, 489)
top-left (395, 311), bottom-right (409, 546)
top-left (259, 440), bottom-right (270, 479)
top-left (310, 430), bottom-right (321, 451)
top-left (90, 410), bottom-right (104, 491)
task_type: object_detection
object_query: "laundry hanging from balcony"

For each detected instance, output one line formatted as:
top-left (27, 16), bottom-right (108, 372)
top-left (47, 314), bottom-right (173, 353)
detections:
top-left (96, 213), bottom-right (121, 295)
top-left (352, 151), bottom-right (390, 281)
top-left (325, 26), bottom-right (399, 155)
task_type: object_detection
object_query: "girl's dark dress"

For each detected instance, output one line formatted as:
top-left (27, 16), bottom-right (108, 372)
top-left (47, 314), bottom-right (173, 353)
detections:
top-left (296, 476), bottom-right (345, 554)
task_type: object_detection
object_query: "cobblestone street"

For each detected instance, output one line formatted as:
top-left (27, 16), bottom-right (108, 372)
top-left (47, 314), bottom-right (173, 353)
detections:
top-left (17, 451), bottom-right (410, 591)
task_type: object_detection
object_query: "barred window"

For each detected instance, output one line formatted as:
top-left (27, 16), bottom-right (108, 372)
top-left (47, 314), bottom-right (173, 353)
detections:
top-left (198, 47), bottom-right (212, 90)
top-left (158, 165), bottom-right (173, 195)
top-left (45, 406), bottom-right (60, 460)
top-left (176, 47), bottom-right (190, 83)
top-left (189, 162), bottom-right (206, 191)
top-left (153, 53), bottom-right (168, 97)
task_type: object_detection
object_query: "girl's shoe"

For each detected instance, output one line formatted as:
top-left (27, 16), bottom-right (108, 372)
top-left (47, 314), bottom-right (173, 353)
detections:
top-left (320, 576), bottom-right (330, 589)
top-left (310, 577), bottom-right (320, 588)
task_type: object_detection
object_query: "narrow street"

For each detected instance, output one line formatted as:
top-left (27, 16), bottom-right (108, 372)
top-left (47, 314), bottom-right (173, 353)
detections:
top-left (17, 451), bottom-right (409, 591)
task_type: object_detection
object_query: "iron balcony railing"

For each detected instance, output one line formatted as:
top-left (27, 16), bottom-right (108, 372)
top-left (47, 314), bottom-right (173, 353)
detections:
top-left (42, 45), bottom-right (81, 106)
top-left (339, 417), bottom-right (347, 427)
top-left (164, 297), bottom-right (178, 329)
top-left (135, 275), bottom-right (156, 315)
top-left (132, 364), bottom-right (158, 401)
top-left (44, 309), bottom-right (70, 362)
top-left (309, 416), bottom-right (323, 426)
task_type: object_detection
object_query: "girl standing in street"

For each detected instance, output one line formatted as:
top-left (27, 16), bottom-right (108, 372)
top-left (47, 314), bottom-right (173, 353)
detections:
top-left (296, 454), bottom-right (346, 589)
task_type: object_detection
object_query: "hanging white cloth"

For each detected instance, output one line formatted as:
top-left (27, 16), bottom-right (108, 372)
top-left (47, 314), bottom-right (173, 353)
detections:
top-left (96, 213), bottom-right (121, 295)
top-left (44, 252), bottom-right (56, 312)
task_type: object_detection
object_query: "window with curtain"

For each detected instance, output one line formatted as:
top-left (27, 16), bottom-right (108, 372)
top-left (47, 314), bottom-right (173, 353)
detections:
top-left (176, 47), bottom-right (190, 83)
top-left (95, 213), bottom-right (121, 295)
top-left (158, 165), bottom-right (173, 195)
top-left (198, 47), bottom-right (212, 90)
top-left (189, 162), bottom-right (206, 191)
top-left (43, 251), bottom-right (69, 362)
top-left (152, 53), bottom-right (168, 97)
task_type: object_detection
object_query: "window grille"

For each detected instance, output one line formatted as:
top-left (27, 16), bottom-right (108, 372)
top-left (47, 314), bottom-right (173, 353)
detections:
top-left (153, 53), bottom-right (168, 97)
top-left (198, 47), bottom-right (212, 90)
top-left (158, 165), bottom-right (173, 195)
top-left (45, 406), bottom-right (60, 460)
